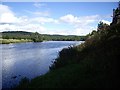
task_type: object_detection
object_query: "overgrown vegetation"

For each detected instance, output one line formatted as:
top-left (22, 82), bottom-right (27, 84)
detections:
top-left (49, 21), bottom-right (120, 68)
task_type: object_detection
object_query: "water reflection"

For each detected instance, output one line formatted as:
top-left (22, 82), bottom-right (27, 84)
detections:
top-left (1, 41), bottom-right (82, 88)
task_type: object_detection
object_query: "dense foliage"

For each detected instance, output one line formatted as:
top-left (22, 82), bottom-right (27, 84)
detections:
top-left (1, 31), bottom-right (86, 43)
top-left (50, 23), bottom-right (120, 69)
top-left (1, 31), bottom-right (42, 42)
top-left (42, 34), bottom-right (86, 41)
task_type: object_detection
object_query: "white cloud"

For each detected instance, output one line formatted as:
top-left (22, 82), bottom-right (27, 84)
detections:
top-left (25, 10), bottom-right (50, 16)
top-left (0, 24), bottom-right (46, 33)
top-left (31, 3), bottom-right (50, 16)
top-left (33, 3), bottom-right (46, 8)
top-left (0, 5), bottom-right (30, 25)
top-left (101, 20), bottom-right (111, 25)
top-left (73, 26), bottom-right (96, 35)
top-left (0, 4), bottom-right (12, 14)
top-left (60, 14), bottom-right (100, 27)
top-left (59, 14), bottom-right (100, 35)
top-left (42, 26), bottom-right (95, 36)
top-left (33, 11), bottom-right (49, 16)
top-left (16, 16), bottom-right (30, 25)
top-left (0, 4), bottom-right (111, 36)
top-left (0, 4), bottom-right (46, 33)
top-left (41, 29), bottom-right (70, 35)
top-left (0, 4), bottom-right (18, 24)
top-left (0, 24), bottom-right (20, 31)
top-left (0, 13), bottom-right (18, 24)
top-left (60, 14), bottom-right (77, 24)
top-left (20, 24), bottom-right (46, 33)
top-left (30, 17), bottom-right (58, 24)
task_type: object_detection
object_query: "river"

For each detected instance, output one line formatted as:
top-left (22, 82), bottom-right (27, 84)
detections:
top-left (1, 41), bottom-right (83, 88)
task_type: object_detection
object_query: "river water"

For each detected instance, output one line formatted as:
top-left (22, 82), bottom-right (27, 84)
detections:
top-left (0, 41), bottom-right (82, 88)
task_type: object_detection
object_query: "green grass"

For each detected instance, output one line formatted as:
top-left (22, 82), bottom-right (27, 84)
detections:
top-left (0, 39), bottom-right (32, 44)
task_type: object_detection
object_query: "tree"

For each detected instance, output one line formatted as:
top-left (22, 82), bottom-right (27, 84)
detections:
top-left (97, 21), bottom-right (109, 31)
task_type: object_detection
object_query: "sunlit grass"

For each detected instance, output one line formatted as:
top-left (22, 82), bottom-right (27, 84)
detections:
top-left (0, 39), bottom-right (32, 44)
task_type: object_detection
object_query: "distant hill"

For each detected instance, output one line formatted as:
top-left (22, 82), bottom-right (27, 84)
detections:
top-left (1, 31), bottom-right (87, 41)
top-left (1, 31), bottom-right (33, 39)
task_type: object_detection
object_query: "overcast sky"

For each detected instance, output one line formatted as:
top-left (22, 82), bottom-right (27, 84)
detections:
top-left (0, 2), bottom-right (118, 35)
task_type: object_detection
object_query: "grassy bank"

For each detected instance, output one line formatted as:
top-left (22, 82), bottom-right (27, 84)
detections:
top-left (15, 23), bottom-right (120, 89)
top-left (0, 39), bottom-right (32, 44)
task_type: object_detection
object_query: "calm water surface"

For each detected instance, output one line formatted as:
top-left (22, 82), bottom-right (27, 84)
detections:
top-left (1, 41), bottom-right (82, 88)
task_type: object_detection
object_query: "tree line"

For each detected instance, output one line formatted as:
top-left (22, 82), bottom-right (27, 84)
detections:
top-left (1, 31), bottom-right (87, 42)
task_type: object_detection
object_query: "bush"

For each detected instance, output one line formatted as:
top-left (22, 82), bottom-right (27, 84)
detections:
top-left (17, 77), bottom-right (30, 88)
top-left (50, 46), bottom-right (79, 70)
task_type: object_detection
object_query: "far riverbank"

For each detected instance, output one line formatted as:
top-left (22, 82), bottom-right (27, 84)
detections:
top-left (0, 39), bottom-right (32, 44)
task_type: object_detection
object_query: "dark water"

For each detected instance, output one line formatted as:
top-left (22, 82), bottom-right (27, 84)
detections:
top-left (1, 41), bottom-right (82, 88)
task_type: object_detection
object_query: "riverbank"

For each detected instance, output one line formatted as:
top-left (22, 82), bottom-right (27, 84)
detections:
top-left (16, 23), bottom-right (120, 88)
top-left (1, 31), bottom-right (86, 42)
top-left (0, 38), bottom-right (84, 44)
top-left (0, 39), bottom-right (32, 44)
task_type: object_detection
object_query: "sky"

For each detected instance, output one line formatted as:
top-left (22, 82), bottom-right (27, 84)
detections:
top-left (0, 2), bottom-right (118, 35)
